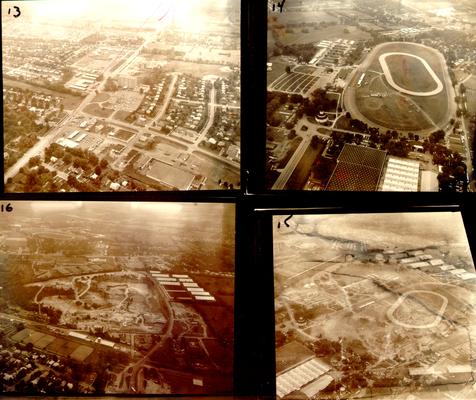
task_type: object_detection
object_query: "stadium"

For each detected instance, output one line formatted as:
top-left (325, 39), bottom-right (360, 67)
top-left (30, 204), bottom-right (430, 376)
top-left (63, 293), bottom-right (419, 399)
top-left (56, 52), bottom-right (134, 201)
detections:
top-left (343, 42), bottom-right (455, 134)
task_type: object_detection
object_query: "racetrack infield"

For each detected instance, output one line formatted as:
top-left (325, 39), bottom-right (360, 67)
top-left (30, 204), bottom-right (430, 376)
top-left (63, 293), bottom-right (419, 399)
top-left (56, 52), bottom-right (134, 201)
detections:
top-left (344, 42), bottom-right (455, 134)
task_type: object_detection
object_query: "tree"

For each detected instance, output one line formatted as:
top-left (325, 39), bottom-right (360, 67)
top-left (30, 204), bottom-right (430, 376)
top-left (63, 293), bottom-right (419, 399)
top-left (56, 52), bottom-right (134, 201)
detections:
top-left (285, 65), bottom-right (292, 74)
top-left (94, 165), bottom-right (102, 176)
top-left (100, 159), bottom-right (108, 169)
top-left (28, 156), bottom-right (41, 168)
top-left (310, 135), bottom-right (320, 149)
top-left (62, 153), bottom-right (72, 165)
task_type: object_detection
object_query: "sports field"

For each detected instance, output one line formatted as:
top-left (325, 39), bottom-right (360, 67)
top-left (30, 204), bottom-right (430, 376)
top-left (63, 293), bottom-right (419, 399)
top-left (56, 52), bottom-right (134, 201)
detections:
top-left (382, 53), bottom-right (441, 94)
top-left (344, 42), bottom-right (454, 134)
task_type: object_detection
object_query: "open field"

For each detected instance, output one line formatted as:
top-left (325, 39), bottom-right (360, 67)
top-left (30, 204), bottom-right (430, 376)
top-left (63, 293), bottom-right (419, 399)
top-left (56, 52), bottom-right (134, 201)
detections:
top-left (272, 10), bottom-right (339, 26)
top-left (93, 93), bottom-right (111, 102)
top-left (162, 61), bottom-right (233, 78)
top-left (113, 109), bottom-right (131, 122)
top-left (279, 25), bottom-right (371, 46)
top-left (115, 129), bottom-right (136, 142)
top-left (190, 151), bottom-right (240, 189)
top-left (267, 58), bottom-right (289, 87)
top-left (344, 42), bottom-right (454, 133)
top-left (72, 53), bottom-right (114, 72)
top-left (84, 103), bottom-right (114, 118)
top-left (285, 140), bottom-right (325, 190)
top-left (383, 53), bottom-right (441, 94)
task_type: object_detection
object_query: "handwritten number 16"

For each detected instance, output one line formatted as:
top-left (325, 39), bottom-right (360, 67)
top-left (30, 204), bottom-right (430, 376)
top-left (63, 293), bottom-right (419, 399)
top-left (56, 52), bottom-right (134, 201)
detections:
top-left (8, 6), bottom-right (21, 18)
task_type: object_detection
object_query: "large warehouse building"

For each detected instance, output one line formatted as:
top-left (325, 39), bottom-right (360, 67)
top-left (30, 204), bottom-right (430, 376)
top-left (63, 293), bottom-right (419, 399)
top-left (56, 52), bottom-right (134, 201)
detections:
top-left (276, 341), bottom-right (334, 399)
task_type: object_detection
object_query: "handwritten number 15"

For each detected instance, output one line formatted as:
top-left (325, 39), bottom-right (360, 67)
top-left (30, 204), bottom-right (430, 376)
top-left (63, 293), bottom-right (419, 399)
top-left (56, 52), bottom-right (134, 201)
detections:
top-left (8, 6), bottom-right (21, 18)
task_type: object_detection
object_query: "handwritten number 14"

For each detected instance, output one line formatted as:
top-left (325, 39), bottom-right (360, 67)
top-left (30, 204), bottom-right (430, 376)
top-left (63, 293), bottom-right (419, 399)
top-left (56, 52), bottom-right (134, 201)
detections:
top-left (273, 0), bottom-right (285, 13)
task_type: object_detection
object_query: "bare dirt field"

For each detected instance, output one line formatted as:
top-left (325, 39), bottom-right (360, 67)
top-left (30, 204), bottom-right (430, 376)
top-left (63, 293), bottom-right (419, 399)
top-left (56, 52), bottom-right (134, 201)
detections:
top-left (163, 61), bottom-right (233, 78)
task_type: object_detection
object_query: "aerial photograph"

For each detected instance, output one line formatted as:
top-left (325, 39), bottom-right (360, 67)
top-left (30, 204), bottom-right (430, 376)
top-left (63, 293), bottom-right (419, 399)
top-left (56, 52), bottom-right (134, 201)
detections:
top-left (273, 212), bottom-right (476, 399)
top-left (3, 0), bottom-right (240, 192)
top-left (0, 201), bottom-right (235, 395)
top-left (266, 0), bottom-right (476, 192)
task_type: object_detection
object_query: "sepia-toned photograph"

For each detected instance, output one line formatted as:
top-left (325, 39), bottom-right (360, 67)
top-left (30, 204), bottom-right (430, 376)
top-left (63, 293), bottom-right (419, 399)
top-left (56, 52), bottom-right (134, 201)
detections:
top-left (0, 201), bottom-right (235, 395)
top-left (266, 0), bottom-right (476, 192)
top-left (3, 0), bottom-right (240, 192)
top-left (273, 212), bottom-right (476, 399)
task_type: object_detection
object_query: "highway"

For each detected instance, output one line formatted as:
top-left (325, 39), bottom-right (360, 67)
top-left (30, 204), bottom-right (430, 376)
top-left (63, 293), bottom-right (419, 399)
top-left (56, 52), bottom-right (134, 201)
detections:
top-left (272, 134), bottom-right (312, 190)
top-left (123, 279), bottom-right (174, 393)
top-left (272, 116), bottom-right (331, 190)
top-left (456, 78), bottom-right (474, 184)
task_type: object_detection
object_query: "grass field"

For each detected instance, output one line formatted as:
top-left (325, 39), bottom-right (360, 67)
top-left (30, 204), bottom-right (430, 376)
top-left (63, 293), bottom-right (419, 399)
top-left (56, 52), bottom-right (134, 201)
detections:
top-left (466, 89), bottom-right (476, 115)
top-left (70, 344), bottom-right (94, 362)
top-left (273, 10), bottom-right (338, 25)
top-left (93, 93), bottom-right (111, 102)
top-left (285, 139), bottom-right (325, 190)
top-left (280, 25), bottom-right (371, 46)
top-left (465, 76), bottom-right (476, 90)
top-left (384, 54), bottom-right (439, 93)
top-left (113, 110), bottom-right (131, 122)
top-left (267, 59), bottom-right (288, 87)
top-left (115, 129), bottom-right (136, 142)
top-left (294, 65), bottom-right (317, 74)
top-left (84, 103), bottom-right (114, 118)
top-left (465, 76), bottom-right (476, 115)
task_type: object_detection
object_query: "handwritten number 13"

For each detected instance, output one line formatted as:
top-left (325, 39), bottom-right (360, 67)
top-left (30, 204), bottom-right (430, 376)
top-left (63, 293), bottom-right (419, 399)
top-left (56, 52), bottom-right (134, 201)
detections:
top-left (8, 6), bottom-right (21, 18)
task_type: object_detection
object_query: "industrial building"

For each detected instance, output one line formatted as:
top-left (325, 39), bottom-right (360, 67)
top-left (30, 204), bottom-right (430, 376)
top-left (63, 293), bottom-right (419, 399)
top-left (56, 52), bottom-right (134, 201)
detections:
top-left (380, 157), bottom-right (420, 191)
top-left (276, 341), bottom-right (334, 399)
top-left (149, 272), bottom-right (215, 302)
top-left (117, 74), bottom-right (138, 89)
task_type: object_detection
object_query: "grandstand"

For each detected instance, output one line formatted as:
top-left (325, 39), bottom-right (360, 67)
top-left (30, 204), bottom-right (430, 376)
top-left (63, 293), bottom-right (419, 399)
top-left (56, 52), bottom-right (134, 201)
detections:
top-left (326, 144), bottom-right (387, 191)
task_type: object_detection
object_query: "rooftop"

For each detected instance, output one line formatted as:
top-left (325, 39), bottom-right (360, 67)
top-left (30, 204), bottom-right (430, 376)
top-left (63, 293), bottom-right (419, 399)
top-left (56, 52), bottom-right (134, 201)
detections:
top-left (326, 144), bottom-right (387, 191)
